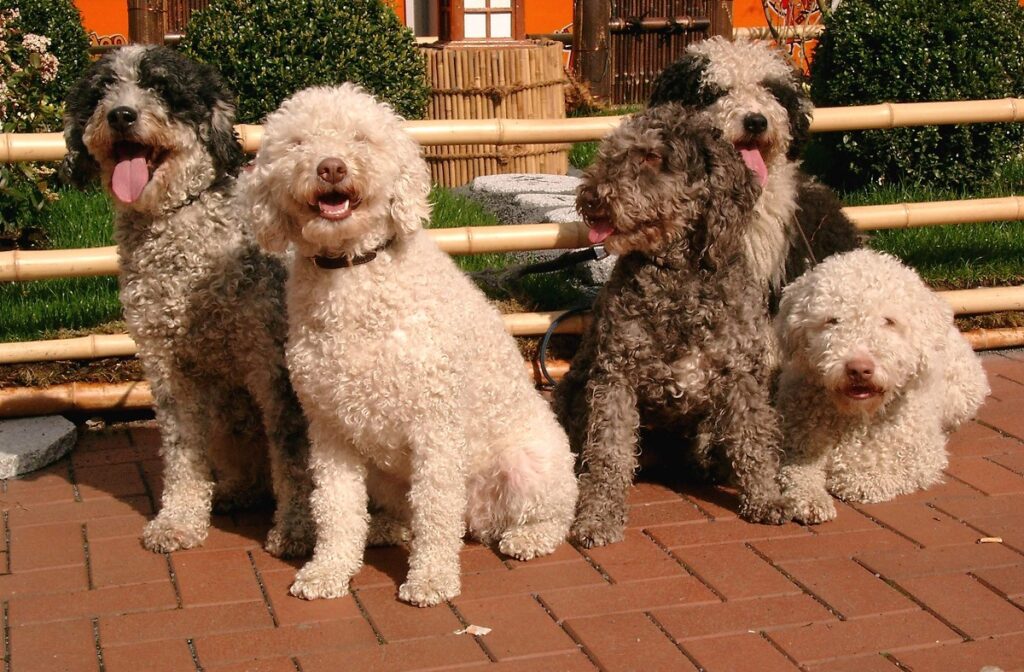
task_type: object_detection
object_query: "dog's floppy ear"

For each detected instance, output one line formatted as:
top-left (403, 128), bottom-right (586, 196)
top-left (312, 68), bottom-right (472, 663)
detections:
top-left (765, 77), bottom-right (812, 160)
top-left (59, 62), bottom-right (106, 187)
top-left (649, 53), bottom-right (720, 107)
top-left (776, 273), bottom-right (813, 362)
top-left (237, 164), bottom-right (291, 253)
top-left (194, 61), bottom-right (245, 178)
top-left (695, 126), bottom-right (760, 270)
top-left (389, 133), bottom-right (431, 237)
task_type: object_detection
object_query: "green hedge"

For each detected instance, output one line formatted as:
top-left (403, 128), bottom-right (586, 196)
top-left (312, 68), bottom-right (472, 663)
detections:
top-left (810, 0), bottom-right (1024, 190)
top-left (182, 0), bottom-right (430, 123)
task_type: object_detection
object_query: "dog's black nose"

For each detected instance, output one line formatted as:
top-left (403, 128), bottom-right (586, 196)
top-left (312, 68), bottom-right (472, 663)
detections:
top-left (317, 157), bottom-right (348, 184)
top-left (743, 113), bottom-right (768, 135)
top-left (107, 106), bottom-right (138, 133)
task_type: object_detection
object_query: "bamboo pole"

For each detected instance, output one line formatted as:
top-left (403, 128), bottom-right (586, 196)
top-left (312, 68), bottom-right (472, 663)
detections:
top-left (6, 98), bottom-right (1024, 162)
top-left (940, 286), bottom-right (1024, 315)
top-left (5, 195), bottom-right (1024, 282)
top-left (962, 327), bottom-right (1024, 350)
top-left (0, 333), bottom-right (136, 364)
top-left (0, 245), bottom-right (119, 281)
top-left (0, 360), bottom-right (575, 418)
top-left (0, 381), bottom-right (153, 418)
top-left (845, 196), bottom-right (1024, 231)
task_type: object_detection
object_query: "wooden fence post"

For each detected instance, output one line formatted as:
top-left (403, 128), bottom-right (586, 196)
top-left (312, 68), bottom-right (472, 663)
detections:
top-left (572, 0), bottom-right (612, 102)
top-left (127, 0), bottom-right (166, 45)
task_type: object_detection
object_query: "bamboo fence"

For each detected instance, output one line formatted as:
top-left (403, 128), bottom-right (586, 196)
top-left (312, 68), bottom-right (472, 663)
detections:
top-left (4, 98), bottom-right (1024, 163)
top-left (3, 195), bottom-right (1023, 282)
top-left (2, 96), bottom-right (1024, 415)
top-left (422, 41), bottom-right (569, 187)
top-left (0, 323), bottom-right (1018, 417)
top-left (3, 282), bottom-right (1023, 365)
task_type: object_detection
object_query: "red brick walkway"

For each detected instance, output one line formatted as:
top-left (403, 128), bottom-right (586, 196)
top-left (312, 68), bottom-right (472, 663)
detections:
top-left (3, 352), bottom-right (1024, 671)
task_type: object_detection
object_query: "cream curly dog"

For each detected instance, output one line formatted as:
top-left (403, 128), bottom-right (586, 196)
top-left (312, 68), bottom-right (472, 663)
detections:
top-left (776, 249), bottom-right (990, 522)
top-left (239, 84), bottom-right (577, 607)
top-left (63, 46), bottom-right (313, 556)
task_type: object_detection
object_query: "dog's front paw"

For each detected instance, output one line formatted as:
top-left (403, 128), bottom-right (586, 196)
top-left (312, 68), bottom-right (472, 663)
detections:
top-left (571, 517), bottom-right (625, 549)
top-left (739, 498), bottom-right (788, 526)
top-left (290, 561), bottom-right (350, 600)
top-left (398, 569), bottom-right (460, 607)
top-left (785, 494), bottom-right (837, 525)
top-left (264, 521), bottom-right (315, 558)
top-left (142, 515), bottom-right (208, 553)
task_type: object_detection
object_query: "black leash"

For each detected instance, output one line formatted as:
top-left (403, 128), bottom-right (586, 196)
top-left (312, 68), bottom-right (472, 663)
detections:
top-left (471, 245), bottom-right (609, 294)
top-left (537, 305), bottom-right (593, 388)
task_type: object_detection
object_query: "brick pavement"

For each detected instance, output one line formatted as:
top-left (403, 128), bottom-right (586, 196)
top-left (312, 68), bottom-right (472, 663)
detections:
top-left (1, 352), bottom-right (1023, 670)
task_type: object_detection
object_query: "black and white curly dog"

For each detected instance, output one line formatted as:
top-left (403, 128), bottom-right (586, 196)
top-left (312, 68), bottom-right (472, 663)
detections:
top-left (556, 104), bottom-right (786, 548)
top-left (62, 46), bottom-right (313, 556)
top-left (649, 37), bottom-right (859, 302)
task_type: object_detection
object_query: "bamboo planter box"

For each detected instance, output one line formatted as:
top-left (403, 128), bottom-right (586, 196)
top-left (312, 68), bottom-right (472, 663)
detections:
top-left (422, 40), bottom-right (569, 187)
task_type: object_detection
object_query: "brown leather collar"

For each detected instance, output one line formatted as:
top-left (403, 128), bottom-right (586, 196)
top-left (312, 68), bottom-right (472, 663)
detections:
top-left (310, 238), bottom-right (395, 270)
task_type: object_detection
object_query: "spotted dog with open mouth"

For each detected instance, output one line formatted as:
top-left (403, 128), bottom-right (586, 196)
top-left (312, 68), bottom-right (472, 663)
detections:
top-left (650, 37), bottom-right (860, 303)
top-left (62, 46), bottom-right (314, 557)
top-left (774, 250), bottom-right (989, 522)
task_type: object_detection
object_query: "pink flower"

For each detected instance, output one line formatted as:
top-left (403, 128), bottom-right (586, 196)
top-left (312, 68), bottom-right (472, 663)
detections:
top-left (21, 33), bottom-right (50, 55)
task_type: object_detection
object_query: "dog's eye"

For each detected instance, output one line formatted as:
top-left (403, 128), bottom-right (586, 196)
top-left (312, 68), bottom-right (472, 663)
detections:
top-left (883, 316), bottom-right (898, 328)
top-left (824, 317), bottom-right (840, 326)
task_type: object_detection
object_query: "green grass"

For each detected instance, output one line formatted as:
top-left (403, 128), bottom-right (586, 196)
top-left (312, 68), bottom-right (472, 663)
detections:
top-left (848, 157), bottom-right (1024, 289)
top-left (0, 189), bottom-right (121, 343)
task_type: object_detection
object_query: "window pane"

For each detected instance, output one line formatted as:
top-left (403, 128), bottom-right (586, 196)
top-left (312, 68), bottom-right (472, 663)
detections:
top-left (465, 12), bottom-right (487, 38)
top-left (491, 0), bottom-right (511, 7)
top-left (465, 0), bottom-right (485, 8)
top-left (490, 12), bottom-right (512, 38)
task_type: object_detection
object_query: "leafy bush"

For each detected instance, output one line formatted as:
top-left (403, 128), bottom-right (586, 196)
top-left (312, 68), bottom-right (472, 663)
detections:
top-left (182, 0), bottom-right (429, 123)
top-left (810, 0), bottom-right (1024, 189)
top-left (0, 2), bottom-right (90, 234)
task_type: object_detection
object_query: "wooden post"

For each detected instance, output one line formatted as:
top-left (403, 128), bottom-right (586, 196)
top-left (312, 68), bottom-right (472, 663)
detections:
top-left (573, 0), bottom-right (612, 102)
top-left (711, 0), bottom-right (733, 39)
top-left (127, 0), bottom-right (165, 45)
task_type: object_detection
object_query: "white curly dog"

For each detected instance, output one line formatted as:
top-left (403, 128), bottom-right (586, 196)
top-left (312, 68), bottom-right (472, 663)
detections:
top-left (776, 249), bottom-right (989, 523)
top-left (239, 84), bottom-right (578, 607)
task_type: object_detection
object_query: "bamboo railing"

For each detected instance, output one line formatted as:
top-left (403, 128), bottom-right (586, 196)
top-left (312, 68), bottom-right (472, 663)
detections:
top-left (3, 281), bottom-right (1023, 365)
top-left (4, 98), bottom-right (1024, 163)
top-left (3, 195), bottom-right (1024, 282)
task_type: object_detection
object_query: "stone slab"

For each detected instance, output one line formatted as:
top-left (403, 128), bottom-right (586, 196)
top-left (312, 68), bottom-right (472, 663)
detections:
top-left (461, 173), bottom-right (617, 287)
top-left (0, 416), bottom-right (77, 479)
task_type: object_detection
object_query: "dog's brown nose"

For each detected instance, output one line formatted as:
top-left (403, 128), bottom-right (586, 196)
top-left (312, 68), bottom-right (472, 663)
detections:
top-left (317, 157), bottom-right (348, 184)
top-left (845, 357), bottom-right (875, 381)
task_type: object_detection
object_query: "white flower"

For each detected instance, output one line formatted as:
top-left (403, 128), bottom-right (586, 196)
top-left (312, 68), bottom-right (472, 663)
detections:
top-left (21, 33), bottom-right (51, 55)
top-left (38, 52), bottom-right (59, 82)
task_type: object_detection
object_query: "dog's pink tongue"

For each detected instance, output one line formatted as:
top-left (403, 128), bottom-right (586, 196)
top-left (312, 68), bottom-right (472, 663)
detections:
top-left (111, 156), bottom-right (150, 204)
top-left (739, 146), bottom-right (768, 187)
top-left (588, 221), bottom-right (614, 245)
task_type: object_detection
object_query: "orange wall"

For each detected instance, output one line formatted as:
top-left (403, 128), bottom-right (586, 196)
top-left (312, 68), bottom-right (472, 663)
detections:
top-left (75, 0), bottom-right (129, 40)
top-left (525, 0), bottom-right (572, 35)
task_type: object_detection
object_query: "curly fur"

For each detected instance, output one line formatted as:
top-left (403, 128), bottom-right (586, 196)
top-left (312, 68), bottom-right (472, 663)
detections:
top-left (63, 46), bottom-right (313, 556)
top-left (776, 250), bottom-right (990, 523)
top-left (649, 37), bottom-right (860, 302)
top-left (239, 84), bottom-right (577, 607)
top-left (556, 104), bottom-right (786, 548)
